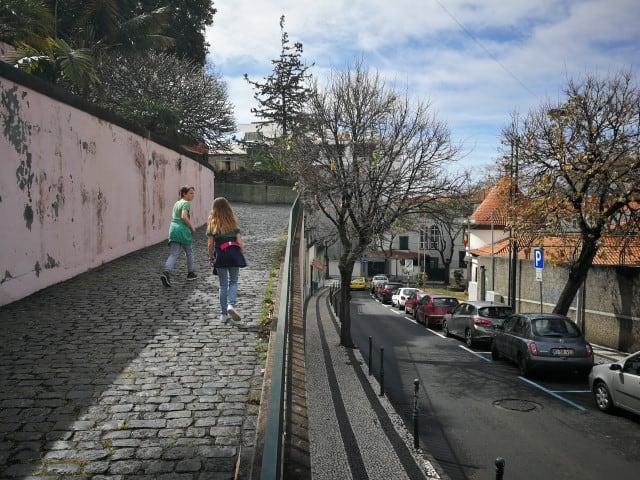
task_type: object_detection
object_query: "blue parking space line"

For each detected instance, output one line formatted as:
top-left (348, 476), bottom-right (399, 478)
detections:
top-left (519, 376), bottom-right (588, 412)
top-left (549, 389), bottom-right (591, 394)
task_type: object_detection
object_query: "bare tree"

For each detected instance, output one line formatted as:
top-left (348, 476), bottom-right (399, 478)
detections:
top-left (423, 189), bottom-right (476, 285)
top-left (503, 71), bottom-right (640, 315)
top-left (297, 60), bottom-right (462, 347)
top-left (94, 51), bottom-right (235, 149)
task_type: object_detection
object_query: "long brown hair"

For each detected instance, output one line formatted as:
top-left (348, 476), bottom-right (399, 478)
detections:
top-left (207, 197), bottom-right (239, 234)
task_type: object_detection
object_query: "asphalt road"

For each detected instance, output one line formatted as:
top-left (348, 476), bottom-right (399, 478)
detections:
top-left (349, 291), bottom-right (640, 480)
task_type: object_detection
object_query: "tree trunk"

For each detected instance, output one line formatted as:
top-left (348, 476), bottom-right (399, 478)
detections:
top-left (443, 261), bottom-right (451, 286)
top-left (339, 268), bottom-right (355, 348)
top-left (553, 236), bottom-right (599, 316)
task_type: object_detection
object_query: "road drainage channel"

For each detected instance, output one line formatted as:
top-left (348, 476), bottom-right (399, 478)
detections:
top-left (493, 398), bottom-right (542, 412)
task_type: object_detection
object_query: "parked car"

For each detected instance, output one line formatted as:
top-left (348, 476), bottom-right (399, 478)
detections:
top-left (378, 281), bottom-right (403, 304)
top-left (404, 291), bottom-right (427, 316)
top-left (370, 274), bottom-right (388, 293)
top-left (392, 287), bottom-right (419, 309)
top-left (491, 313), bottom-right (593, 377)
top-left (349, 276), bottom-right (367, 290)
top-left (443, 301), bottom-right (513, 347)
top-left (415, 294), bottom-right (459, 327)
top-left (589, 351), bottom-right (640, 415)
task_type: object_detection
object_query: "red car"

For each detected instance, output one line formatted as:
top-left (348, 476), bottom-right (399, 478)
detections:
top-left (415, 294), bottom-right (459, 328)
top-left (404, 290), bottom-right (428, 316)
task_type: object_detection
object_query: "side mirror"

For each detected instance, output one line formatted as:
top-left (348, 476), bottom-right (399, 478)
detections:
top-left (609, 364), bottom-right (622, 371)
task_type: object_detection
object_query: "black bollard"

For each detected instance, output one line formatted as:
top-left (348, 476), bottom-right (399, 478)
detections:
top-left (413, 379), bottom-right (420, 449)
top-left (379, 346), bottom-right (385, 396)
top-left (495, 457), bottom-right (505, 480)
top-left (368, 337), bottom-right (373, 376)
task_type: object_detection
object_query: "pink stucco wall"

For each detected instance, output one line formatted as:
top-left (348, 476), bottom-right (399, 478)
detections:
top-left (0, 76), bottom-right (215, 306)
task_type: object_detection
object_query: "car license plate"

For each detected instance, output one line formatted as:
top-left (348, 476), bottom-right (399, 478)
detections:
top-left (552, 348), bottom-right (575, 356)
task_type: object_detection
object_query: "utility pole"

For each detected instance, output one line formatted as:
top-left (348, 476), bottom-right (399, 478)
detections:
top-left (508, 139), bottom-right (519, 309)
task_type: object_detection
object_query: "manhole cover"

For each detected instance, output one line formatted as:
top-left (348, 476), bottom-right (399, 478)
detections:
top-left (493, 398), bottom-right (542, 412)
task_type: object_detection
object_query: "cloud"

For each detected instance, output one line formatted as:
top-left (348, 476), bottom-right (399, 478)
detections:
top-left (205, 0), bottom-right (639, 171)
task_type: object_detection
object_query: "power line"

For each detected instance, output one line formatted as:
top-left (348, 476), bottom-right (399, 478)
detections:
top-left (433, 0), bottom-right (536, 96)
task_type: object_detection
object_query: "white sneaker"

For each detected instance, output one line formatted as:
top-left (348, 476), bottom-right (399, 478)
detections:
top-left (220, 314), bottom-right (229, 324)
top-left (227, 306), bottom-right (241, 322)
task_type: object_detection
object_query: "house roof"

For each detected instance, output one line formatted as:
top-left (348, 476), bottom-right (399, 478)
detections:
top-left (470, 234), bottom-right (640, 267)
top-left (468, 176), bottom-right (513, 227)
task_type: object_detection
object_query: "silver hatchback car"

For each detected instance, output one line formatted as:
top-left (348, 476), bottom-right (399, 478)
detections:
top-left (491, 313), bottom-right (594, 377)
top-left (589, 351), bottom-right (640, 415)
top-left (443, 301), bottom-right (513, 347)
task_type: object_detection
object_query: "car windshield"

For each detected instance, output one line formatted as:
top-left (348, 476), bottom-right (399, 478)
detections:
top-left (433, 298), bottom-right (458, 307)
top-left (532, 318), bottom-right (581, 338)
top-left (478, 306), bottom-right (513, 318)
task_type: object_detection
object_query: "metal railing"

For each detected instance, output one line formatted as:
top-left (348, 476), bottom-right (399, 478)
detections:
top-left (259, 196), bottom-right (301, 479)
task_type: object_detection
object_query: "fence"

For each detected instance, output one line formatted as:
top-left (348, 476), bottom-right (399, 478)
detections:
top-left (259, 196), bottom-right (301, 479)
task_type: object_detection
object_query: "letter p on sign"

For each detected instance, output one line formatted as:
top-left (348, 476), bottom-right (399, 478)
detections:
top-left (534, 248), bottom-right (544, 269)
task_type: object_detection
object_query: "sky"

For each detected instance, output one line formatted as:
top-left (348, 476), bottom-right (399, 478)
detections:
top-left (205, 0), bottom-right (640, 174)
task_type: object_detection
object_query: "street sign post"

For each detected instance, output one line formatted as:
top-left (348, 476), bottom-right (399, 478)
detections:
top-left (533, 248), bottom-right (544, 312)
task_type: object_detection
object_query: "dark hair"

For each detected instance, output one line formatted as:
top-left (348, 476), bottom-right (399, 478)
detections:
top-left (179, 185), bottom-right (195, 198)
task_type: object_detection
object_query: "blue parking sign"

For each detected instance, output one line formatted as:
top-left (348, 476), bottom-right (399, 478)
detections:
top-left (534, 248), bottom-right (544, 269)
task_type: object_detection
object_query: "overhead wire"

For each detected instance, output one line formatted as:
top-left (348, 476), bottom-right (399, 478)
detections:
top-left (433, 0), bottom-right (536, 96)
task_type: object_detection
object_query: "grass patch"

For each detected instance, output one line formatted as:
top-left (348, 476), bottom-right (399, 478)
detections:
top-left (255, 337), bottom-right (268, 363)
top-left (426, 286), bottom-right (468, 301)
top-left (259, 229), bottom-right (287, 328)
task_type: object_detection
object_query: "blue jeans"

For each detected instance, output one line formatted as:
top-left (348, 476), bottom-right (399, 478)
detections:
top-left (164, 242), bottom-right (195, 274)
top-left (217, 267), bottom-right (239, 315)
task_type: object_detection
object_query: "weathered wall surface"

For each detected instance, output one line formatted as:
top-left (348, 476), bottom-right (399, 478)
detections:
top-left (473, 256), bottom-right (640, 353)
top-left (214, 182), bottom-right (296, 204)
top-left (0, 67), bottom-right (214, 306)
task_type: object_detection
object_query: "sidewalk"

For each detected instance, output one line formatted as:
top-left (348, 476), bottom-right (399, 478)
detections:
top-left (0, 202), bottom-right (291, 479)
top-left (591, 343), bottom-right (630, 364)
top-left (305, 289), bottom-right (441, 480)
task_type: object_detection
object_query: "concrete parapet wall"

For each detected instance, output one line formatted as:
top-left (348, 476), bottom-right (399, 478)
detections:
top-left (475, 256), bottom-right (640, 352)
top-left (213, 182), bottom-right (297, 205)
top-left (0, 65), bottom-right (214, 306)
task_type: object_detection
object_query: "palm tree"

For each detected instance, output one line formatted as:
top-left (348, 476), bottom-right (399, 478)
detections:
top-left (2, 0), bottom-right (173, 93)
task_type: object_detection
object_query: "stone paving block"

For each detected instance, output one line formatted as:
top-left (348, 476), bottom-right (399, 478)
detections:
top-left (0, 203), bottom-right (292, 478)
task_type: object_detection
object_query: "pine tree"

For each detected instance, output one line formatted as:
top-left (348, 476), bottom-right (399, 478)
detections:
top-left (244, 15), bottom-right (313, 172)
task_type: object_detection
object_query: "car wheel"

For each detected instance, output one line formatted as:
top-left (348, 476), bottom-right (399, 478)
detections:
top-left (517, 352), bottom-right (530, 377)
top-left (593, 381), bottom-right (614, 412)
top-left (464, 329), bottom-right (473, 347)
top-left (443, 321), bottom-right (450, 337)
top-left (491, 343), bottom-right (501, 360)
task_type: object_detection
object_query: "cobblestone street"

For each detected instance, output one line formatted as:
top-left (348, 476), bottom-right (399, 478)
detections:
top-left (0, 202), bottom-right (292, 479)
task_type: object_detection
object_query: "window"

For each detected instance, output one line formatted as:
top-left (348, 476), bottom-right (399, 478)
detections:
top-left (429, 225), bottom-right (440, 249)
top-left (622, 353), bottom-right (640, 375)
top-left (420, 228), bottom-right (427, 250)
top-left (399, 236), bottom-right (409, 250)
